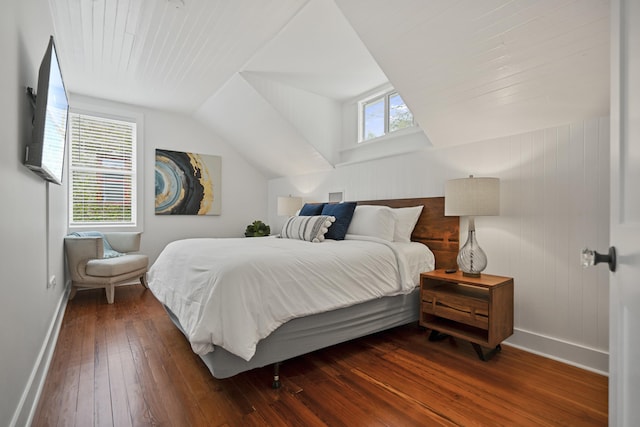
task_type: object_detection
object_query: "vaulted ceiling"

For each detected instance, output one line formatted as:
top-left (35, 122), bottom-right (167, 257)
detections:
top-left (50, 0), bottom-right (610, 178)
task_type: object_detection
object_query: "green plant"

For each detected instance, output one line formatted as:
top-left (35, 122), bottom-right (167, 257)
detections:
top-left (244, 220), bottom-right (270, 237)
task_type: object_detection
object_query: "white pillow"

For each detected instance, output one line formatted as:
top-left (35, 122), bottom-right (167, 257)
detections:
top-left (346, 205), bottom-right (396, 241)
top-left (392, 206), bottom-right (424, 242)
top-left (280, 215), bottom-right (335, 242)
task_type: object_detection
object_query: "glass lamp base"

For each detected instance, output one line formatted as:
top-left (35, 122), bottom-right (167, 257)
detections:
top-left (457, 229), bottom-right (487, 277)
top-left (462, 271), bottom-right (482, 278)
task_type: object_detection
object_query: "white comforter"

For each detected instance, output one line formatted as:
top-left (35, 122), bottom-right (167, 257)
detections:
top-left (148, 235), bottom-right (433, 361)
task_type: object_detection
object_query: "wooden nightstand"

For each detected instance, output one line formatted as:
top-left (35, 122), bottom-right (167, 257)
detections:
top-left (419, 270), bottom-right (514, 361)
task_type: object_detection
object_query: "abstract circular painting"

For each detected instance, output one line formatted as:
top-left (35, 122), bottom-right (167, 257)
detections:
top-left (155, 149), bottom-right (221, 215)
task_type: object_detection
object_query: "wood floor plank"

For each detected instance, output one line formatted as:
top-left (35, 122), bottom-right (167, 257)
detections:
top-left (109, 297), bottom-right (144, 426)
top-left (381, 347), bottom-right (557, 426)
top-left (165, 346), bottom-right (237, 426)
top-left (124, 320), bottom-right (173, 425)
top-left (94, 325), bottom-right (115, 427)
top-left (55, 292), bottom-right (89, 427)
top-left (75, 304), bottom-right (96, 427)
top-left (93, 290), bottom-right (146, 426)
top-left (33, 286), bottom-right (608, 426)
top-left (340, 349), bottom-right (503, 426)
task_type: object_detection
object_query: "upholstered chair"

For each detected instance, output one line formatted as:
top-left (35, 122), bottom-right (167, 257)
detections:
top-left (64, 232), bottom-right (149, 304)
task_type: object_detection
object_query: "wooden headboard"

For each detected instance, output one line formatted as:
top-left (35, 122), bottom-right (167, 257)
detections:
top-left (357, 197), bottom-right (459, 270)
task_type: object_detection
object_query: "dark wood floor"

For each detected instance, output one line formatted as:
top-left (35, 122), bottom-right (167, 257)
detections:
top-left (33, 285), bottom-right (607, 426)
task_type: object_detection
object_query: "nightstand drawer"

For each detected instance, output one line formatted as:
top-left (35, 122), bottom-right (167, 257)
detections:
top-left (422, 288), bottom-right (489, 329)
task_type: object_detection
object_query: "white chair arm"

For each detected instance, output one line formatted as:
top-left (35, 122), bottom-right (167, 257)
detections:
top-left (64, 237), bottom-right (103, 282)
top-left (64, 237), bottom-right (103, 259)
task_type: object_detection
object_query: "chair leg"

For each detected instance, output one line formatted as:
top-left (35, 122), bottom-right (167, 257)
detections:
top-left (69, 286), bottom-right (78, 300)
top-left (105, 285), bottom-right (115, 304)
top-left (140, 273), bottom-right (148, 288)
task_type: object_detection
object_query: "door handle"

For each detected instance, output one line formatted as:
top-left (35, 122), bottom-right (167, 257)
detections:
top-left (581, 247), bottom-right (617, 272)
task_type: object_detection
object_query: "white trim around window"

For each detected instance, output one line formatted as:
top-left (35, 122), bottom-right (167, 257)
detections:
top-left (358, 88), bottom-right (414, 143)
top-left (67, 101), bottom-right (144, 232)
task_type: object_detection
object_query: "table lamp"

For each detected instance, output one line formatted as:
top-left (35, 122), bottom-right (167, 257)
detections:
top-left (445, 175), bottom-right (500, 277)
top-left (277, 196), bottom-right (303, 217)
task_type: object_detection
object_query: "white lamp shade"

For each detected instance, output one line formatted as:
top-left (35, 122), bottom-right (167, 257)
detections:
top-left (277, 196), bottom-right (303, 216)
top-left (445, 177), bottom-right (500, 216)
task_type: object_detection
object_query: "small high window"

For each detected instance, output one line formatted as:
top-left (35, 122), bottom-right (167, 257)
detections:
top-left (360, 90), bottom-right (414, 142)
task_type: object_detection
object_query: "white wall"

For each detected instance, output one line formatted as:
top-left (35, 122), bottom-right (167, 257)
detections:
top-left (142, 108), bottom-right (268, 262)
top-left (1, 1), bottom-right (69, 425)
top-left (268, 117), bottom-right (610, 373)
top-left (70, 95), bottom-right (269, 264)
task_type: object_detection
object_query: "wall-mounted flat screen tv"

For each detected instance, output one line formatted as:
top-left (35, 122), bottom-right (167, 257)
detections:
top-left (25, 36), bottom-right (69, 185)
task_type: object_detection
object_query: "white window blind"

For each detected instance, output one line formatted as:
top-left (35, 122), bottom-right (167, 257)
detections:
top-left (68, 113), bottom-right (137, 226)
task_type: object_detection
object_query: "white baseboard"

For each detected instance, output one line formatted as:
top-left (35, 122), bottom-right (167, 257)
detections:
top-left (505, 328), bottom-right (609, 376)
top-left (11, 282), bottom-right (70, 427)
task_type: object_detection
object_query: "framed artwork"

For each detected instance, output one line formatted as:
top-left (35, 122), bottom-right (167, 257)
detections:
top-left (155, 149), bottom-right (221, 215)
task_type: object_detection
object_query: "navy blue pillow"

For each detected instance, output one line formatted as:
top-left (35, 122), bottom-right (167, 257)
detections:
top-left (321, 202), bottom-right (357, 240)
top-left (299, 203), bottom-right (325, 216)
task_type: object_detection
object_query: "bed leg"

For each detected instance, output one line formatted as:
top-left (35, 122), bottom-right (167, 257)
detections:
top-left (272, 362), bottom-right (281, 389)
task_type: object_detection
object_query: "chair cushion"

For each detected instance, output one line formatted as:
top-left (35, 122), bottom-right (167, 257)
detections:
top-left (86, 254), bottom-right (148, 277)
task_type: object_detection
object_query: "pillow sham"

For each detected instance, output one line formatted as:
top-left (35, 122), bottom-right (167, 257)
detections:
top-left (392, 205), bottom-right (424, 243)
top-left (321, 202), bottom-right (357, 240)
top-left (280, 215), bottom-right (335, 243)
top-left (298, 203), bottom-right (325, 216)
top-left (346, 205), bottom-right (396, 241)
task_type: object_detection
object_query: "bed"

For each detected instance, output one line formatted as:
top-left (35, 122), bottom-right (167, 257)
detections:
top-left (148, 197), bottom-right (459, 386)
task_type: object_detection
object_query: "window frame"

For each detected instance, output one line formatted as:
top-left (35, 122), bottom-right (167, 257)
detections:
top-left (358, 89), bottom-right (414, 143)
top-left (67, 104), bottom-right (144, 232)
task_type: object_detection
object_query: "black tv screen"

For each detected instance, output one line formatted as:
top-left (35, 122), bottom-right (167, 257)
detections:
top-left (25, 36), bottom-right (69, 185)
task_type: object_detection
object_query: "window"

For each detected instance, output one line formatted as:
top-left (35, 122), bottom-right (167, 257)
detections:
top-left (360, 90), bottom-right (414, 142)
top-left (68, 112), bottom-right (137, 227)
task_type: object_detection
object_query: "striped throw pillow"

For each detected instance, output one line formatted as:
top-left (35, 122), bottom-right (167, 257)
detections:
top-left (280, 215), bottom-right (335, 243)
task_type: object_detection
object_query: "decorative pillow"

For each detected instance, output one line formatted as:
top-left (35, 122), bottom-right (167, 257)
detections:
top-left (299, 203), bottom-right (325, 216)
top-left (392, 206), bottom-right (424, 243)
top-left (346, 205), bottom-right (396, 241)
top-left (321, 202), bottom-right (357, 240)
top-left (280, 215), bottom-right (335, 243)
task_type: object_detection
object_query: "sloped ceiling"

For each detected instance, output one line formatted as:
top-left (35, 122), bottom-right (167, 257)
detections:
top-left (195, 0), bottom-right (388, 177)
top-left (50, 0), bottom-right (610, 178)
top-left (335, 0), bottom-right (610, 146)
top-left (50, 0), bottom-right (309, 112)
top-left (195, 73), bottom-right (334, 178)
top-left (243, 0), bottom-right (388, 100)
